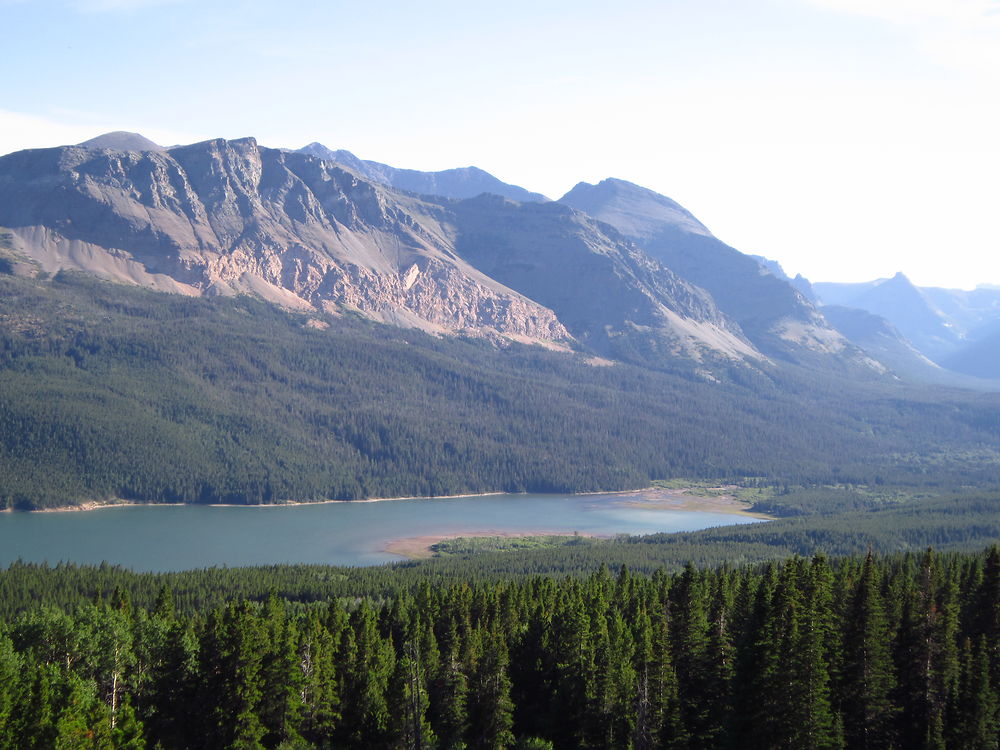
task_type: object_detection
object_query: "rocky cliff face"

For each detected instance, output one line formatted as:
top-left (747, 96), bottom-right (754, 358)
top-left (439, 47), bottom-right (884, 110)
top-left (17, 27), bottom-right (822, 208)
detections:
top-left (0, 137), bottom-right (568, 342)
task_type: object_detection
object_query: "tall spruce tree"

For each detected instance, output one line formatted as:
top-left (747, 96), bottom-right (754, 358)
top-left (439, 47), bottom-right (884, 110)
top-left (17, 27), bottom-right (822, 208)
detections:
top-left (896, 548), bottom-right (960, 750)
top-left (467, 627), bottom-right (515, 750)
top-left (841, 552), bottom-right (897, 750)
top-left (670, 563), bottom-right (714, 748)
top-left (951, 637), bottom-right (1000, 750)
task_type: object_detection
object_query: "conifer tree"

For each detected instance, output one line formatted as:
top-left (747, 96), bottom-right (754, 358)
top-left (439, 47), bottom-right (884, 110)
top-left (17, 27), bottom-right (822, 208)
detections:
top-left (337, 601), bottom-right (395, 748)
top-left (841, 552), bottom-right (897, 750)
top-left (670, 563), bottom-right (713, 748)
top-left (0, 636), bottom-right (22, 750)
top-left (547, 590), bottom-right (594, 749)
top-left (976, 545), bottom-right (1000, 685)
top-left (896, 548), bottom-right (960, 750)
top-left (19, 663), bottom-right (59, 750)
top-left (388, 640), bottom-right (437, 750)
top-left (952, 636), bottom-right (1000, 750)
top-left (198, 604), bottom-right (268, 750)
top-left (703, 572), bottom-right (735, 746)
top-left (297, 611), bottom-right (340, 745)
top-left (591, 610), bottom-right (636, 749)
top-left (467, 628), bottom-right (515, 750)
top-left (110, 698), bottom-right (145, 750)
top-left (649, 608), bottom-right (686, 750)
top-left (259, 595), bottom-right (305, 747)
top-left (431, 620), bottom-right (470, 750)
top-left (797, 555), bottom-right (843, 750)
top-left (53, 674), bottom-right (113, 750)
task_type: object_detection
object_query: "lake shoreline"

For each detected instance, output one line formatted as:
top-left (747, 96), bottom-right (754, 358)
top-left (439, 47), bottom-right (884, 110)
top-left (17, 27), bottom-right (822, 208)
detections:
top-left (4, 491), bottom-right (511, 514)
top-left (5, 486), bottom-right (771, 520)
top-left (383, 530), bottom-right (606, 560)
top-left (380, 488), bottom-right (772, 559)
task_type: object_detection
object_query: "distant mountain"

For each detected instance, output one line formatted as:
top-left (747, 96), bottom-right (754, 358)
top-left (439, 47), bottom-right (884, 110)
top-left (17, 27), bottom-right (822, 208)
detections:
top-left (559, 178), bottom-right (860, 366)
top-left (298, 142), bottom-right (549, 203)
top-left (818, 305), bottom-right (997, 388)
top-left (810, 280), bottom-right (878, 307)
top-left (78, 131), bottom-right (164, 151)
top-left (920, 285), bottom-right (1000, 340)
top-left (0, 135), bottom-right (773, 373)
top-left (941, 326), bottom-right (1000, 379)
top-left (814, 273), bottom-right (962, 361)
top-left (749, 254), bottom-right (818, 303)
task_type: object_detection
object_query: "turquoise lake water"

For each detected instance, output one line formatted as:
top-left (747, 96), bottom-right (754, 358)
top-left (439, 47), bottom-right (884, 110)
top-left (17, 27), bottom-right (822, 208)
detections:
top-left (0, 492), bottom-right (763, 571)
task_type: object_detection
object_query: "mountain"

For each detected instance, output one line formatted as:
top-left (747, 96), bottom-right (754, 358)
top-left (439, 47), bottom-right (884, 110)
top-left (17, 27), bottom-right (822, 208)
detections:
top-left (0, 134), bottom-right (770, 371)
top-left (748, 254), bottom-right (818, 303)
top-left (920, 285), bottom-right (1000, 341)
top-left (814, 277), bottom-right (1000, 377)
top-left (0, 136), bottom-right (571, 342)
top-left (5, 136), bottom-right (1000, 509)
top-left (814, 273), bottom-right (962, 361)
top-left (298, 142), bottom-right (549, 203)
top-left (451, 194), bottom-right (758, 367)
top-left (817, 305), bottom-right (1000, 388)
top-left (939, 324), bottom-right (1000, 379)
top-left (78, 131), bottom-right (164, 151)
top-left (559, 178), bottom-right (863, 365)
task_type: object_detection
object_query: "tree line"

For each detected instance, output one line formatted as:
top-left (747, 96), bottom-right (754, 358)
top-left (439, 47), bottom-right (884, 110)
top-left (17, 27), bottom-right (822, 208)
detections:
top-left (2, 547), bottom-right (1000, 748)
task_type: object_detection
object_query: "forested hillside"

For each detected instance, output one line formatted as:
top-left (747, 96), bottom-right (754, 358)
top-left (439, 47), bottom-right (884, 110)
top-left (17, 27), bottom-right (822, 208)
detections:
top-left (1, 548), bottom-right (999, 748)
top-left (2, 272), bottom-right (1000, 509)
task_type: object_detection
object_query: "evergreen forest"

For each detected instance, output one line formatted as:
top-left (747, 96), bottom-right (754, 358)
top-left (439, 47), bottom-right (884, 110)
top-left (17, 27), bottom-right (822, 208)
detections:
top-left (2, 547), bottom-right (1000, 748)
top-left (2, 272), bottom-right (1000, 510)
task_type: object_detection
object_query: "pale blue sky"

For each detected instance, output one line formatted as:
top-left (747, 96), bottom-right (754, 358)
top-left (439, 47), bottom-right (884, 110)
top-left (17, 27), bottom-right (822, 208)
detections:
top-left (3, 0), bottom-right (999, 288)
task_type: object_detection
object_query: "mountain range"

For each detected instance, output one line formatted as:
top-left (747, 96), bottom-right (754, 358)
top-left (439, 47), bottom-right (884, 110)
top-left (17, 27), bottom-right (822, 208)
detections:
top-left (1, 130), bottom-right (998, 386)
top-left (0, 132), bottom-right (887, 379)
top-left (813, 273), bottom-right (1000, 382)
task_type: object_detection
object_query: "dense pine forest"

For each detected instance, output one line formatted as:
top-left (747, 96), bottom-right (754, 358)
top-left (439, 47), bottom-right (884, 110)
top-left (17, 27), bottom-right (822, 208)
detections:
top-left (2, 272), bottom-right (1000, 509)
top-left (1, 548), bottom-right (999, 748)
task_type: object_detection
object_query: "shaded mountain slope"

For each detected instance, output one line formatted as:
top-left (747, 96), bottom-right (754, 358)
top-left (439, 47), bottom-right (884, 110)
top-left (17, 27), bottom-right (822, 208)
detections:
top-left (940, 325), bottom-right (1000, 380)
top-left (559, 178), bottom-right (861, 365)
top-left (450, 194), bottom-right (759, 368)
top-left (814, 274), bottom-right (964, 362)
top-left (830, 273), bottom-right (961, 361)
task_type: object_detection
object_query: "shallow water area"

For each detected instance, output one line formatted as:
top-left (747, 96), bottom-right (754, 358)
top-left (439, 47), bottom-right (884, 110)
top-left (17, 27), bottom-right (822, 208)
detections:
top-left (0, 491), bottom-right (765, 571)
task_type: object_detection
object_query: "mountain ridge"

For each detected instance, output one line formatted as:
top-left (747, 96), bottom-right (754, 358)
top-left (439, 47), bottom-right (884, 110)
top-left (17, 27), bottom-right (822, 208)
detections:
top-left (0, 134), bottom-right (779, 373)
top-left (298, 142), bottom-right (549, 203)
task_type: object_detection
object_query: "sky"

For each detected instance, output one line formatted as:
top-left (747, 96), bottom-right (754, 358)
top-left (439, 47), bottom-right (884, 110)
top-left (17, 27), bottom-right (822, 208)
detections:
top-left (2, 0), bottom-right (999, 289)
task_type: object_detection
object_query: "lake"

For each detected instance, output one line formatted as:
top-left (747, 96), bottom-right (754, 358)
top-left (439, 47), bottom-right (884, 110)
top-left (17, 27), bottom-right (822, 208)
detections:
top-left (0, 491), bottom-right (765, 571)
